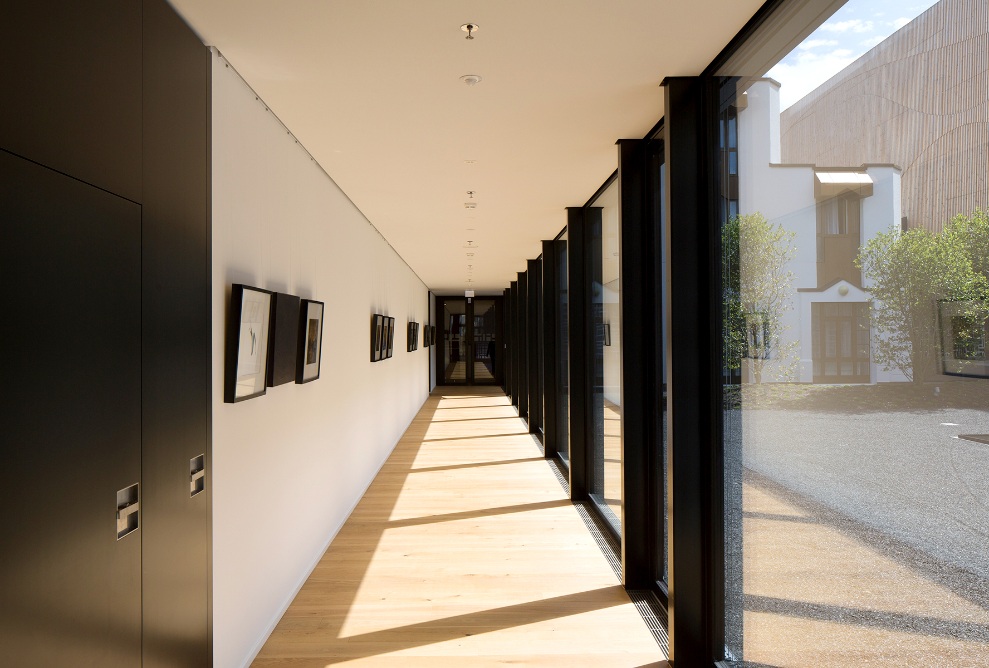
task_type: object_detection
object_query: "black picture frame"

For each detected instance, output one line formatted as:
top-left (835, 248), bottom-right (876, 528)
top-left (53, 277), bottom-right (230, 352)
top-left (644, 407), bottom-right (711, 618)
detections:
top-left (408, 321), bottom-right (419, 352)
top-left (267, 292), bottom-right (301, 388)
top-left (296, 299), bottom-right (324, 383)
top-left (371, 314), bottom-right (382, 362)
top-left (386, 317), bottom-right (395, 358)
top-left (937, 299), bottom-right (989, 378)
top-left (224, 284), bottom-right (274, 403)
top-left (603, 322), bottom-right (612, 346)
top-left (423, 323), bottom-right (430, 348)
top-left (430, 325), bottom-right (436, 346)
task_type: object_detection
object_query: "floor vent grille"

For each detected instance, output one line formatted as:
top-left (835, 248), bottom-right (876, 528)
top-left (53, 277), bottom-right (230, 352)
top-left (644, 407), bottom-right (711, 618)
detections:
top-left (548, 458), bottom-right (570, 495)
top-left (628, 589), bottom-right (670, 656)
top-left (575, 502), bottom-right (622, 580)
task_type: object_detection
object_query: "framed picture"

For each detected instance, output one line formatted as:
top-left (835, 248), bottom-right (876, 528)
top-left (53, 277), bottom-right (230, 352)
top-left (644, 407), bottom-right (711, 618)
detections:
top-left (224, 284), bottom-right (273, 403)
top-left (297, 299), bottom-right (324, 383)
top-left (267, 292), bottom-right (301, 388)
top-left (408, 321), bottom-right (419, 352)
top-left (371, 314), bottom-right (383, 362)
top-left (423, 323), bottom-right (430, 348)
top-left (386, 317), bottom-right (396, 358)
top-left (430, 325), bottom-right (436, 346)
top-left (938, 299), bottom-right (989, 378)
top-left (603, 322), bottom-right (612, 346)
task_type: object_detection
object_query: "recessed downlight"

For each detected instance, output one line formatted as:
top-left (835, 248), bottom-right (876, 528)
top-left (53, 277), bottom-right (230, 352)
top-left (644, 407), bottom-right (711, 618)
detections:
top-left (460, 74), bottom-right (482, 86)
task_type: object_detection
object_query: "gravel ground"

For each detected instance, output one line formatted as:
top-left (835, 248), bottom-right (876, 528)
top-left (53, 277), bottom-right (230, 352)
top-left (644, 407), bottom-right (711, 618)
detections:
top-left (738, 402), bottom-right (989, 581)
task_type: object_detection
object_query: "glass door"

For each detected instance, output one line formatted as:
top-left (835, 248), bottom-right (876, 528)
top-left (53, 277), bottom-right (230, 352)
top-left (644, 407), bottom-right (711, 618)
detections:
top-left (440, 297), bottom-right (500, 385)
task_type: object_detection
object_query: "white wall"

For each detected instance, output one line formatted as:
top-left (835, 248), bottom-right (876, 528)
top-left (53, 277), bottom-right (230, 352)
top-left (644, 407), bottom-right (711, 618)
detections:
top-left (210, 50), bottom-right (430, 667)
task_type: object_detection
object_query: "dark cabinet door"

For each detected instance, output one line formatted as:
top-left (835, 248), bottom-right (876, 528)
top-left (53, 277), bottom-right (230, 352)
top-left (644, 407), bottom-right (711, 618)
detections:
top-left (0, 151), bottom-right (142, 666)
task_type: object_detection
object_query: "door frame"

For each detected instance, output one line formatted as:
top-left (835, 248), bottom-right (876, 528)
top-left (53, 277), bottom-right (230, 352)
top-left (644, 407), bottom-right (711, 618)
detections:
top-left (434, 295), bottom-right (504, 386)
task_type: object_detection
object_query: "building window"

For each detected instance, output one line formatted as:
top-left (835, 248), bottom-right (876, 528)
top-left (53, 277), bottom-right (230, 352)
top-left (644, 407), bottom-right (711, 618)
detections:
top-left (816, 192), bottom-right (862, 285)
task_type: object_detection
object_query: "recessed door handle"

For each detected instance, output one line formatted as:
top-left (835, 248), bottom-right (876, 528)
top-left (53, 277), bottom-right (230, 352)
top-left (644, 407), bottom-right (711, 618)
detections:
top-left (190, 454), bottom-right (205, 497)
top-left (116, 482), bottom-right (140, 540)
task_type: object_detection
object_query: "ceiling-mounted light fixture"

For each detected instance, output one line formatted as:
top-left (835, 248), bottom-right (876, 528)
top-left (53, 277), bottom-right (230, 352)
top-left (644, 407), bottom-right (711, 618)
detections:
top-left (461, 23), bottom-right (478, 39)
top-left (460, 74), bottom-right (482, 86)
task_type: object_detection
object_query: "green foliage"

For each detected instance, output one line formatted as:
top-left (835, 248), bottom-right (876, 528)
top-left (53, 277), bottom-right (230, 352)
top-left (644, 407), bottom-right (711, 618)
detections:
top-left (723, 212), bottom-right (798, 382)
top-left (856, 209), bottom-right (989, 381)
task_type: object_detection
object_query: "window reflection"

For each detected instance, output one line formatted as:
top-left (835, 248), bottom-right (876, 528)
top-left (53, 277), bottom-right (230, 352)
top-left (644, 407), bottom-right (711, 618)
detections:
top-left (721, 0), bottom-right (989, 664)
top-left (591, 179), bottom-right (622, 534)
top-left (557, 231), bottom-right (571, 464)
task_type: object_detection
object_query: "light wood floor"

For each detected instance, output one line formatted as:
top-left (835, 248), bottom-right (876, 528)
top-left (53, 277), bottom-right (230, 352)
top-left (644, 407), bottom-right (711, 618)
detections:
top-left (253, 386), bottom-right (666, 667)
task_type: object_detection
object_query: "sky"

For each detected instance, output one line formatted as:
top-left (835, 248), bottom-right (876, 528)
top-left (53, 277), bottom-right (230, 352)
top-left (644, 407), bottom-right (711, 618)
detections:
top-left (766, 0), bottom-right (941, 110)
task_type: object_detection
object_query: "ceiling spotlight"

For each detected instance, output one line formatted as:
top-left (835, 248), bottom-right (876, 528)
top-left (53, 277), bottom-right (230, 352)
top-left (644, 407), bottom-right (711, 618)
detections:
top-left (461, 23), bottom-right (478, 39)
top-left (460, 74), bottom-right (482, 86)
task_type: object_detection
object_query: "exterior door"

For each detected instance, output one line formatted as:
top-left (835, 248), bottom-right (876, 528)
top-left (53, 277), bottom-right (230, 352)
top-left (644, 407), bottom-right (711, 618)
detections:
top-left (438, 297), bottom-right (501, 385)
top-left (812, 302), bottom-right (871, 383)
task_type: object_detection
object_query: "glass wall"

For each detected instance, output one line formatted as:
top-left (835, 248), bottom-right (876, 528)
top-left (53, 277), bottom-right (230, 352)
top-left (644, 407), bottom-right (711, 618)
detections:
top-left (442, 298), bottom-right (467, 384)
top-left (719, 0), bottom-right (989, 663)
top-left (656, 155), bottom-right (669, 588)
top-left (473, 299), bottom-right (497, 383)
top-left (590, 178), bottom-right (623, 534)
top-left (556, 230), bottom-right (570, 465)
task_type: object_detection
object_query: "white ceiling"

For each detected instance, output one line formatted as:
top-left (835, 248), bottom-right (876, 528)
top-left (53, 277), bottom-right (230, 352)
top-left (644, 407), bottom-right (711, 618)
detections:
top-left (169, 0), bottom-right (764, 294)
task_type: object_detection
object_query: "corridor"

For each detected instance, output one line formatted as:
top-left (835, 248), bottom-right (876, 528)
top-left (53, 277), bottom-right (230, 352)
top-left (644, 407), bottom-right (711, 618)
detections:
top-left (253, 386), bottom-right (666, 667)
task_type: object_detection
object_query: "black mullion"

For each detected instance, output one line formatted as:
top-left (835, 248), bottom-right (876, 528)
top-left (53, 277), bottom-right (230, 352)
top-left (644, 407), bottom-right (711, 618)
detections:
top-left (662, 75), bottom-right (725, 666)
top-left (516, 271), bottom-right (528, 422)
top-left (566, 207), bottom-right (589, 500)
top-left (508, 282), bottom-right (517, 405)
top-left (617, 138), bottom-right (653, 588)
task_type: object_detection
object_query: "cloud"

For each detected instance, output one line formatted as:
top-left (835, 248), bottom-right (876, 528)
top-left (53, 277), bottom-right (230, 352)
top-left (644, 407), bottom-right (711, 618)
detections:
top-left (820, 19), bottom-right (875, 33)
top-left (892, 16), bottom-right (912, 29)
top-left (861, 35), bottom-right (886, 48)
top-left (767, 48), bottom-right (858, 110)
top-left (798, 39), bottom-right (840, 51)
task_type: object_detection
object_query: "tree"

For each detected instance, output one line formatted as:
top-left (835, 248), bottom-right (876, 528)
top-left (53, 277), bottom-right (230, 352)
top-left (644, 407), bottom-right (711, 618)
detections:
top-left (723, 212), bottom-right (798, 383)
top-left (856, 209), bottom-right (988, 382)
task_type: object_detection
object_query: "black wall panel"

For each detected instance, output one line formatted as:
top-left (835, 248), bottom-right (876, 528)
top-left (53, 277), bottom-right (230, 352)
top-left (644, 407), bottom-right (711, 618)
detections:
top-left (0, 150), bottom-right (143, 667)
top-left (0, 0), bottom-right (142, 202)
top-left (141, 1), bottom-right (211, 665)
top-left (2, 0), bottom-right (212, 664)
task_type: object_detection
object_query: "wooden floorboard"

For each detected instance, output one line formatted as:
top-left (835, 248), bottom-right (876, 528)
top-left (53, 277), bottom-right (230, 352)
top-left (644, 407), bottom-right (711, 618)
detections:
top-left (253, 386), bottom-right (666, 667)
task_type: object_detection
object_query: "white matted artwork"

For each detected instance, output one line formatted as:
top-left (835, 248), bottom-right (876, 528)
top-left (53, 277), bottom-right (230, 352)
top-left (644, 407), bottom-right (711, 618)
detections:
top-left (297, 299), bottom-right (324, 383)
top-left (225, 284), bottom-right (273, 403)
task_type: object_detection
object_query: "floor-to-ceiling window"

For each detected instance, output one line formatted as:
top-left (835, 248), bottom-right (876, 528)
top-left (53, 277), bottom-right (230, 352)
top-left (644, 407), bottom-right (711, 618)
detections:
top-left (589, 178), bottom-right (623, 535)
top-left (717, 0), bottom-right (989, 663)
top-left (556, 229), bottom-right (570, 465)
